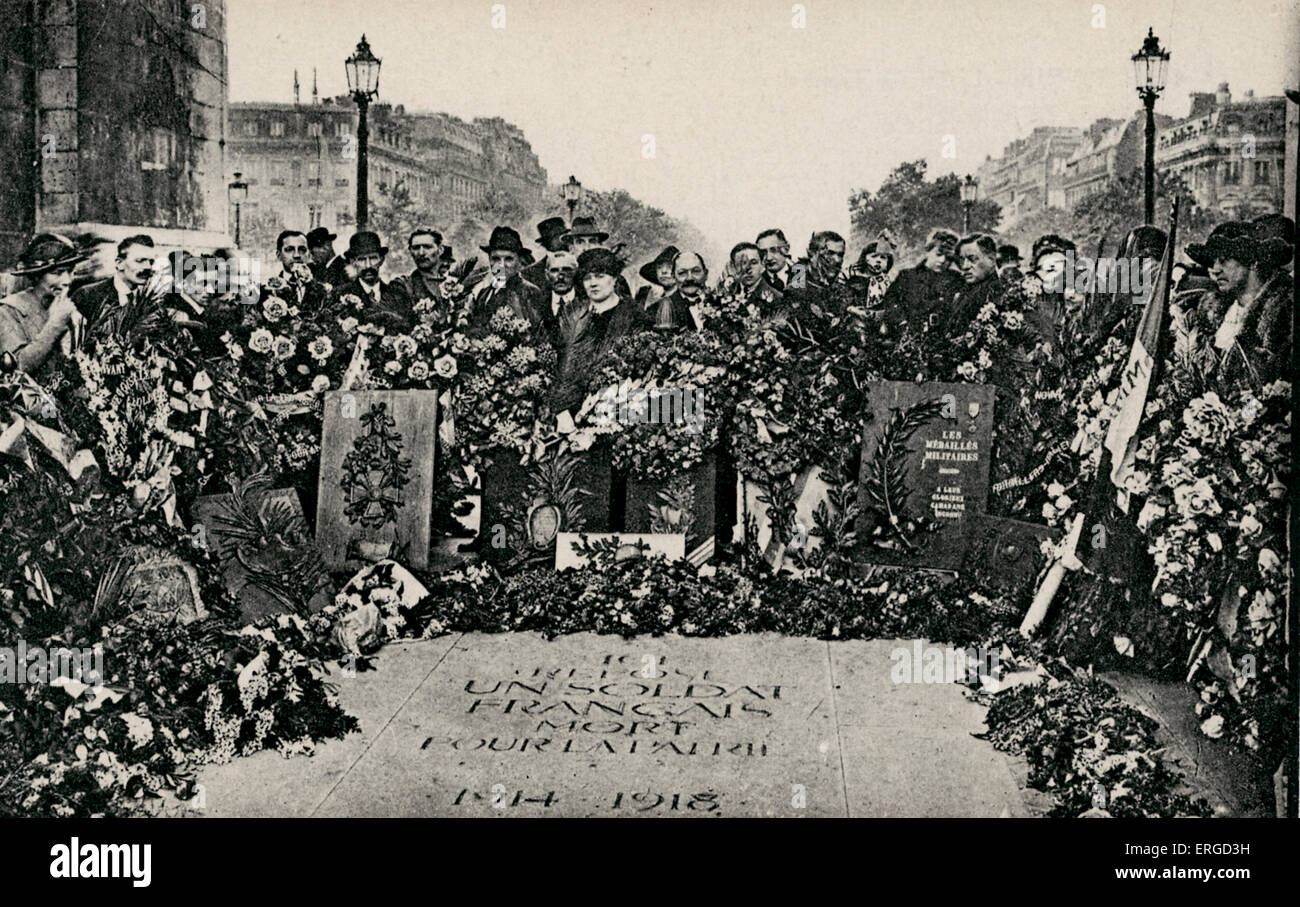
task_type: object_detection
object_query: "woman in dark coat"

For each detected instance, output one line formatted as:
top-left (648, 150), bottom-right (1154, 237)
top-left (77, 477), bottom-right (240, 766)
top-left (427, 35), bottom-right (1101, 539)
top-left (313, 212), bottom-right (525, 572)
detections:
top-left (550, 248), bottom-right (650, 414)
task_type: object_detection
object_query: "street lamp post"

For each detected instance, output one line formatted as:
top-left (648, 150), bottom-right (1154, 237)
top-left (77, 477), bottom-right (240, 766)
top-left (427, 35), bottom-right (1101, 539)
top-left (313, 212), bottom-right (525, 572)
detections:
top-left (346, 35), bottom-right (382, 232)
top-left (228, 171), bottom-right (248, 247)
top-left (562, 175), bottom-right (582, 225)
top-left (1132, 27), bottom-right (1170, 225)
top-left (960, 175), bottom-right (979, 233)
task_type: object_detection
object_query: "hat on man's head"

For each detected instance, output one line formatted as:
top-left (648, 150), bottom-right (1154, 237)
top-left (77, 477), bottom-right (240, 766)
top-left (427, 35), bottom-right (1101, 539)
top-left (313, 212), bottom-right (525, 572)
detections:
top-left (520, 248), bottom-right (536, 266)
top-left (1031, 234), bottom-right (1076, 264)
top-left (1184, 221), bottom-right (1288, 269)
top-left (996, 244), bottom-right (1022, 265)
top-left (10, 233), bottom-right (89, 276)
top-left (535, 217), bottom-right (571, 249)
top-left (567, 217), bottom-right (609, 243)
top-left (306, 227), bottom-right (338, 248)
top-left (440, 246), bottom-right (456, 263)
top-left (638, 245), bottom-right (680, 284)
top-left (480, 226), bottom-right (529, 256)
top-left (577, 248), bottom-right (625, 280)
top-left (345, 231), bottom-right (388, 260)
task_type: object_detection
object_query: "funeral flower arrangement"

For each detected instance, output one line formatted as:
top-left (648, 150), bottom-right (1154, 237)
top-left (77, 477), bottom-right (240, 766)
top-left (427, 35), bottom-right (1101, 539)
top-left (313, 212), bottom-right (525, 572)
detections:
top-left (1136, 380), bottom-right (1290, 757)
top-left (584, 329), bottom-right (730, 482)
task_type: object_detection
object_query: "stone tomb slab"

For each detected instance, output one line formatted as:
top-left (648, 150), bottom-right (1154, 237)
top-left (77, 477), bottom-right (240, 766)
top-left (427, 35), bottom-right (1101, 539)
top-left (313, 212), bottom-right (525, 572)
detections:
top-left (315, 632), bottom-right (846, 817)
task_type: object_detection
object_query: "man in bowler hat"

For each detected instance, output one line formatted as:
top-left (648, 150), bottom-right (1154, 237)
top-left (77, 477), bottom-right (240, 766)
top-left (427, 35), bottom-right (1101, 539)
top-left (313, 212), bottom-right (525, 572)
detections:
top-left (331, 231), bottom-right (411, 332)
top-left (467, 226), bottom-right (547, 335)
top-left (522, 217), bottom-right (571, 290)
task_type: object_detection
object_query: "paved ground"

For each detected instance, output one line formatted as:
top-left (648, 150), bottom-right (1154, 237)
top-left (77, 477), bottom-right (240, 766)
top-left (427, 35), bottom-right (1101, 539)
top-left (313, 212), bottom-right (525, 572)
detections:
top-left (198, 633), bottom-right (1038, 817)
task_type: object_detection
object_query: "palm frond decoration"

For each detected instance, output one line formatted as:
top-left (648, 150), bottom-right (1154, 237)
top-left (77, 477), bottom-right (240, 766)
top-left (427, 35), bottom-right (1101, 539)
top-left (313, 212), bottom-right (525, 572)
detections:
top-left (860, 397), bottom-right (944, 549)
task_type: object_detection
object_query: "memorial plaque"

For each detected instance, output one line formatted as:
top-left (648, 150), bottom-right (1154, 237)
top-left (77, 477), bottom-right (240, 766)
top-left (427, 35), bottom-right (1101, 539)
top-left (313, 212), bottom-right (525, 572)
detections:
top-left (961, 514), bottom-right (1060, 593)
top-left (317, 390), bottom-right (438, 571)
top-left (196, 634), bottom-right (1029, 817)
top-left (194, 486), bottom-right (331, 622)
top-left (312, 633), bottom-right (846, 817)
top-left (478, 444), bottom-right (613, 558)
top-left (554, 532), bottom-right (686, 570)
top-left (623, 451), bottom-right (716, 564)
top-left (856, 380), bottom-right (994, 570)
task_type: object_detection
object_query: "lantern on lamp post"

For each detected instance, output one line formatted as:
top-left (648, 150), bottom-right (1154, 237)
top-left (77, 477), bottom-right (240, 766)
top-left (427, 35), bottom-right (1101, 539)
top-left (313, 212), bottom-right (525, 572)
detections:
top-left (346, 34), bottom-right (382, 231)
top-left (960, 174), bottom-right (979, 233)
top-left (1132, 27), bottom-right (1170, 225)
top-left (562, 175), bottom-right (582, 225)
top-left (228, 171), bottom-right (248, 248)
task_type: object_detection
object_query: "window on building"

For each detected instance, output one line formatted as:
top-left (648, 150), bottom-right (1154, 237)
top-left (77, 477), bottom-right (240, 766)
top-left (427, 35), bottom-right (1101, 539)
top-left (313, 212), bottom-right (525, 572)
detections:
top-left (1254, 160), bottom-right (1271, 184)
top-left (270, 120), bottom-right (285, 137)
top-left (308, 162), bottom-right (321, 186)
top-left (308, 205), bottom-right (323, 229)
top-left (1223, 160), bottom-right (1242, 185)
top-left (336, 121), bottom-right (350, 137)
top-left (335, 177), bottom-right (349, 187)
top-left (243, 121), bottom-right (258, 136)
top-left (307, 121), bottom-right (322, 137)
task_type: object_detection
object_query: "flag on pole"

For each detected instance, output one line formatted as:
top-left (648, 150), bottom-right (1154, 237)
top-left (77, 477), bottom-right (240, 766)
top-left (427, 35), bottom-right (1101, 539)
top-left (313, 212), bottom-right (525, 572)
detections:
top-left (1102, 198), bottom-right (1179, 513)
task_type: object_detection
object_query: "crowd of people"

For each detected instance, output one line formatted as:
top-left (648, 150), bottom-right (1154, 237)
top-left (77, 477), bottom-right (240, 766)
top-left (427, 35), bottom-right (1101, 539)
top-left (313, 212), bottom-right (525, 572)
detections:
top-left (1, 205), bottom-right (1293, 418)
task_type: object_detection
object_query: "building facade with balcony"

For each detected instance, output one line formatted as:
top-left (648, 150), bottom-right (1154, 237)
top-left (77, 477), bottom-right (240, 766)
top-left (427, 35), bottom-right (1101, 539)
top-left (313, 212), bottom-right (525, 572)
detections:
top-left (227, 95), bottom-right (549, 253)
top-left (976, 126), bottom-right (1086, 227)
top-left (1155, 83), bottom-right (1287, 219)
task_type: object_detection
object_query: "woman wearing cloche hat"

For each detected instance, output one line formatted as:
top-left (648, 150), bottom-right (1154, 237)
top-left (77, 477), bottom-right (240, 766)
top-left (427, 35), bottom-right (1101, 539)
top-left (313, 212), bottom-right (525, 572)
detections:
top-left (1, 233), bottom-right (89, 372)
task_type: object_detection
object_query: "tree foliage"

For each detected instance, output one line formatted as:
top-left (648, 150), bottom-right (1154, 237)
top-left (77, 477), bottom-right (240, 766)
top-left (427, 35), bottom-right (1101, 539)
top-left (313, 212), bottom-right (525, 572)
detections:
top-left (848, 160), bottom-right (1002, 261)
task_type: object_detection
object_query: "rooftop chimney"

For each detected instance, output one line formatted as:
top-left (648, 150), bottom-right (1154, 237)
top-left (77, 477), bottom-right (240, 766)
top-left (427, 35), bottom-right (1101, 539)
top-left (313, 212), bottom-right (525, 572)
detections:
top-left (1216, 82), bottom-right (1231, 105)
top-left (294, 69), bottom-right (300, 105)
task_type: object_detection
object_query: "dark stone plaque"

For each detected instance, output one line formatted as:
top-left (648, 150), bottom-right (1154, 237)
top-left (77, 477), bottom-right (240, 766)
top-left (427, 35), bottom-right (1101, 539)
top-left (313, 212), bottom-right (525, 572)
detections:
top-left (856, 380), bottom-right (994, 570)
top-left (622, 451), bottom-right (716, 562)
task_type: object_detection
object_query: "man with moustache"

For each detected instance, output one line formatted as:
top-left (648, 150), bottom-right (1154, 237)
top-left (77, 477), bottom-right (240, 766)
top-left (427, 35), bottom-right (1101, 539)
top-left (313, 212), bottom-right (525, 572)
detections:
top-left (647, 250), bottom-right (709, 332)
top-left (331, 231), bottom-right (411, 332)
top-left (467, 226), bottom-right (547, 335)
top-left (537, 251), bottom-right (580, 345)
top-left (521, 217), bottom-right (571, 291)
top-left (71, 233), bottom-right (159, 335)
top-left (755, 228), bottom-right (794, 289)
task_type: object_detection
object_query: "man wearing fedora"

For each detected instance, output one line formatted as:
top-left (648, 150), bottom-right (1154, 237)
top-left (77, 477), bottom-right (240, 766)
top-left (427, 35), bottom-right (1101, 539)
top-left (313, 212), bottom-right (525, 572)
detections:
top-left (468, 226), bottom-right (547, 335)
top-left (1184, 220), bottom-right (1292, 389)
top-left (634, 245), bottom-right (679, 309)
top-left (521, 217), bottom-right (571, 291)
top-left (330, 231), bottom-right (412, 332)
top-left (1, 233), bottom-right (88, 372)
top-left (307, 227), bottom-right (349, 288)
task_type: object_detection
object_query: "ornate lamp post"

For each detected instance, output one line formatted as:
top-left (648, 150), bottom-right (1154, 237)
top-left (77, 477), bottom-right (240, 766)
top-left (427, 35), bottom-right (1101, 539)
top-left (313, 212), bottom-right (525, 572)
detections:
top-left (960, 174), bottom-right (979, 233)
top-left (1132, 27), bottom-right (1170, 225)
top-left (562, 174), bottom-right (582, 225)
top-left (346, 35), bottom-right (382, 231)
top-left (228, 171), bottom-right (248, 247)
